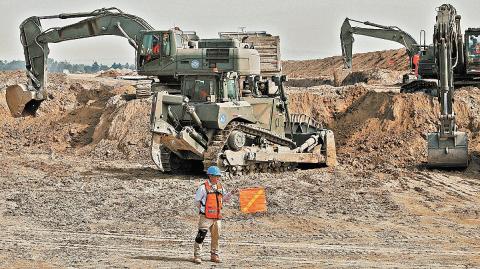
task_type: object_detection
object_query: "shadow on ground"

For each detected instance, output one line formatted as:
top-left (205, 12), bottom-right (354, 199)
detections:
top-left (131, 255), bottom-right (193, 263)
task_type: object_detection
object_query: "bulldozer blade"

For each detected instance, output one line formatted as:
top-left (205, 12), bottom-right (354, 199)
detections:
top-left (151, 134), bottom-right (165, 172)
top-left (427, 132), bottom-right (468, 168)
top-left (5, 84), bottom-right (40, 117)
top-left (324, 130), bottom-right (337, 167)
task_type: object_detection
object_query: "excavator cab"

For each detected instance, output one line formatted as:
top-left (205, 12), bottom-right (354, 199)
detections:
top-left (138, 30), bottom-right (175, 67)
top-left (465, 29), bottom-right (480, 74)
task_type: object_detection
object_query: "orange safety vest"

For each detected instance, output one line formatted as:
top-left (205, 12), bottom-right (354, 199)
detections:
top-left (153, 44), bottom-right (160, 55)
top-left (412, 54), bottom-right (420, 76)
top-left (204, 181), bottom-right (223, 219)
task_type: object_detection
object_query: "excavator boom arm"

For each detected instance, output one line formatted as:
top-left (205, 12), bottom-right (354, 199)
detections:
top-left (434, 4), bottom-right (459, 134)
top-left (340, 18), bottom-right (420, 69)
top-left (6, 7), bottom-right (154, 117)
top-left (427, 4), bottom-right (468, 168)
top-left (21, 7), bottom-right (153, 93)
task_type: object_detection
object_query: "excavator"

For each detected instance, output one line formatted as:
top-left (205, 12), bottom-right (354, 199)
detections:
top-left (340, 18), bottom-right (425, 71)
top-left (7, 7), bottom-right (266, 117)
top-left (340, 16), bottom-right (480, 94)
top-left (7, 7), bottom-right (337, 174)
top-left (426, 4), bottom-right (468, 168)
top-left (341, 6), bottom-right (469, 167)
top-left (7, 7), bottom-right (155, 116)
top-left (339, 18), bottom-right (439, 93)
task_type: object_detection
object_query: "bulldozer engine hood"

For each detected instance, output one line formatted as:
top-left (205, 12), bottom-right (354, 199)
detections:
top-left (173, 101), bottom-right (256, 129)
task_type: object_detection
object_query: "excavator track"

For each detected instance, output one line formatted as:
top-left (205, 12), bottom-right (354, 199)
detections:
top-left (400, 80), bottom-right (438, 96)
top-left (202, 122), bottom-right (298, 175)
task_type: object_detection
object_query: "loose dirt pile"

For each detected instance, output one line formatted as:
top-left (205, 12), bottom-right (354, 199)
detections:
top-left (96, 69), bottom-right (136, 78)
top-left (283, 49), bottom-right (408, 87)
top-left (339, 68), bottom-right (405, 86)
top-left (288, 84), bottom-right (480, 170)
top-left (0, 71), bottom-right (151, 162)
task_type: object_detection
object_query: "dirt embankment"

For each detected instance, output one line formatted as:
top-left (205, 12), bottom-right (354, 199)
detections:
top-left (283, 49), bottom-right (409, 88)
top-left (283, 48), bottom-right (409, 78)
top-left (288, 84), bottom-right (480, 170)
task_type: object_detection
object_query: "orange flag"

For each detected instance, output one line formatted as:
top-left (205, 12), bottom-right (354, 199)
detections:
top-left (239, 187), bottom-right (267, 213)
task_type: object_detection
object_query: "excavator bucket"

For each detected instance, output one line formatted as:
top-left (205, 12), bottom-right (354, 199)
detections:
top-left (5, 84), bottom-right (40, 117)
top-left (427, 132), bottom-right (468, 168)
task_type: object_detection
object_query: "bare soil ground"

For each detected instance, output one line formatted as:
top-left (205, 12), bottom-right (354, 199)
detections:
top-left (0, 48), bottom-right (479, 268)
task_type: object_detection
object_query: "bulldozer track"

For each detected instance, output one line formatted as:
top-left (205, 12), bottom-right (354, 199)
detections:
top-left (202, 122), bottom-right (297, 174)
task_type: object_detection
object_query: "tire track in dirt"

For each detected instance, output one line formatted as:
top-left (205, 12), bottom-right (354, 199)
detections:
top-left (1, 227), bottom-right (478, 258)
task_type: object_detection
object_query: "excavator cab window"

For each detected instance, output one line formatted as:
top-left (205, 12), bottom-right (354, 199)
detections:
top-left (161, 32), bottom-right (171, 56)
top-left (139, 32), bottom-right (172, 66)
top-left (467, 34), bottom-right (480, 67)
top-left (174, 33), bottom-right (183, 48)
top-left (140, 33), bottom-right (161, 65)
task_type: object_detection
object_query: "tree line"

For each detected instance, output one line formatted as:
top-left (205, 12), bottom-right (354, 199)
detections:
top-left (0, 59), bottom-right (135, 73)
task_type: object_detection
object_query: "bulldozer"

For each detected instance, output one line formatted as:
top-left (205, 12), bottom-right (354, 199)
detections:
top-left (150, 71), bottom-right (337, 174)
top-left (7, 7), bottom-right (337, 174)
top-left (150, 31), bottom-right (337, 174)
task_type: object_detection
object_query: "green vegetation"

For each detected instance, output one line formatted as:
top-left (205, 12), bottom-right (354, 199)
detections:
top-left (0, 59), bottom-right (135, 73)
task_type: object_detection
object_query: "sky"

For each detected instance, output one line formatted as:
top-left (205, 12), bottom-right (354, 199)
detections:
top-left (0, 0), bottom-right (479, 65)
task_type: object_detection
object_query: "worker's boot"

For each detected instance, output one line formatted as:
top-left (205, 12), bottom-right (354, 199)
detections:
top-left (193, 256), bottom-right (202, 264)
top-left (210, 253), bottom-right (221, 263)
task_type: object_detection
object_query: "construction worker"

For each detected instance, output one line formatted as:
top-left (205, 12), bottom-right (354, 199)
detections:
top-left (193, 166), bottom-right (237, 264)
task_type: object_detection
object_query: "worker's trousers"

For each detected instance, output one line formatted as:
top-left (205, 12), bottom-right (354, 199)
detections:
top-left (194, 214), bottom-right (221, 256)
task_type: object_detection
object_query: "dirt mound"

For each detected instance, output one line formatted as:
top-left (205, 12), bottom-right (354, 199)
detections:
top-left (340, 68), bottom-right (404, 86)
top-left (285, 76), bottom-right (333, 87)
top-left (96, 69), bottom-right (135, 78)
top-left (86, 96), bottom-right (151, 160)
top-left (0, 71), bottom-right (151, 162)
top-left (284, 49), bottom-right (409, 79)
top-left (288, 85), bottom-right (480, 170)
top-left (288, 84), bottom-right (369, 126)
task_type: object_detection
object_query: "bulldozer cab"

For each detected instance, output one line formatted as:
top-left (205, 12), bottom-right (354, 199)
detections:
top-left (466, 29), bottom-right (480, 74)
top-left (181, 72), bottom-right (239, 103)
